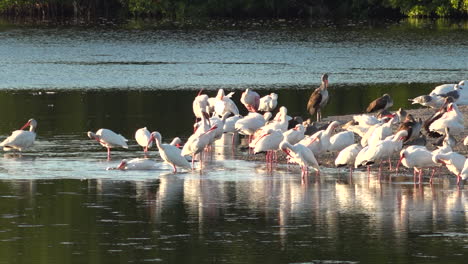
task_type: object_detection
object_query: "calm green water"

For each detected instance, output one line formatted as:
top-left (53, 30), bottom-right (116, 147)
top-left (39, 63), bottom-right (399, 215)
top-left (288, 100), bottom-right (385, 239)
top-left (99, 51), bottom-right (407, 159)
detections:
top-left (0, 19), bottom-right (467, 264)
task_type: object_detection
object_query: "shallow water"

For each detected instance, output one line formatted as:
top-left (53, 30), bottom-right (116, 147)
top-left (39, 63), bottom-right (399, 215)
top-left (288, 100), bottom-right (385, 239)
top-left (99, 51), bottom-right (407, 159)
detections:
top-left (0, 139), bottom-right (468, 264)
top-left (0, 19), bottom-right (468, 263)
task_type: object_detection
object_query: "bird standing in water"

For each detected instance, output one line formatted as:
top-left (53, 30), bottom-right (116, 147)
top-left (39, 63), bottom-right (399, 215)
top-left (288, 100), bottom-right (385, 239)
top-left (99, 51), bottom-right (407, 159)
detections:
top-left (0, 118), bottom-right (38, 152)
top-left (307, 73), bottom-right (329, 122)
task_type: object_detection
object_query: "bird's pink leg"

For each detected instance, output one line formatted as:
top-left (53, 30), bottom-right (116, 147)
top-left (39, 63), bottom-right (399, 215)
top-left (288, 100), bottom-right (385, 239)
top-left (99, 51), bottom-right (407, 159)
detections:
top-left (191, 155), bottom-right (195, 169)
top-left (430, 168), bottom-right (436, 184)
top-left (457, 174), bottom-right (461, 185)
top-left (388, 158), bottom-right (392, 171)
top-left (172, 164), bottom-right (177, 173)
top-left (107, 148), bottom-right (111, 160)
top-left (413, 168), bottom-right (417, 182)
top-left (418, 169), bottom-right (423, 184)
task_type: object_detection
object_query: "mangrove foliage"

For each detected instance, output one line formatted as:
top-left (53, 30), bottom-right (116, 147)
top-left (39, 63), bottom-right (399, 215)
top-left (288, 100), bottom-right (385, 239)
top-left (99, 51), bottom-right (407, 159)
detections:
top-left (0, 0), bottom-right (467, 21)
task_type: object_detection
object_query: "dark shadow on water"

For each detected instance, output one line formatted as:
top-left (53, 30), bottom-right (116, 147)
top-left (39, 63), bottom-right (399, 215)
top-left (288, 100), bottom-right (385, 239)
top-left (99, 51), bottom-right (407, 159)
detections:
top-left (0, 83), bottom-right (436, 138)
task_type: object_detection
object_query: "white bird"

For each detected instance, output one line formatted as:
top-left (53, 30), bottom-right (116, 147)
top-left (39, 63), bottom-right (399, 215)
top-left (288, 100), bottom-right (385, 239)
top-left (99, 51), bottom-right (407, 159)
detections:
top-left (457, 159), bottom-right (468, 185)
top-left (135, 127), bottom-right (152, 152)
top-left (251, 129), bottom-right (284, 163)
top-left (214, 89), bottom-right (239, 117)
top-left (279, 141), bottom-right (319, 176)
top-left (109, 158), bottom-right (160, 170)
top-left (300, 121), bottom-right (340, 156)
top-left (181, 125), bottom-right (218, 168)
top-left (87, 128), bottom-right (128, 160)
top-left (193, 93), bottom-right (211, 121)
top-left (432, 152), bottom-right (466, 185)
top-left (259, 106), bottom-right (289, 133)
top-left (235, 112), bottom-right (272, 139)
top-left (283, 124), bottom-right (306, 145)
top-left (397, 146), bottom-right (438, 184)
top-left (148, 132), bottom-right (191, 173)
top-left (240, 88), bottom-right (260, 112)
top-left (358, 130), bottom-right (408, 172)
top-left (342, 120), bottom-right (368, 138)
top-left (170, 137), bottom-right (182, 147)
top-left (328, 131), bottom-right (355, 152)
top-left (223, 114), bottom-right (242, 144)
top-left (0, 118), bottom-right (37, 152)
top-left (354, 145), bottom-right (370, 169)
top-left (429, 80), bottom-right (467, 96)
top-left (258, 93), bottom-right (278, 112)
top-left (223, 115), bottom-right (242, 134)
top-left (464, 135), bottom-right (468, 146)
top-left (353, 114), bottom-right (381, 127)
top-left (335, 143), bottom-right (363, 175)
top-left (366, 118), bottom-right (394, 147)
top-left (429, 102), bottom-right (464, 136)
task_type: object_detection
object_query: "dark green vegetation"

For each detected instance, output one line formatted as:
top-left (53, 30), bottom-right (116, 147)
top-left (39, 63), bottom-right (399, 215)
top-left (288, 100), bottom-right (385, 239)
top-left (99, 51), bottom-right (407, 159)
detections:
top-left (0, 0), bottom-right (467, 22)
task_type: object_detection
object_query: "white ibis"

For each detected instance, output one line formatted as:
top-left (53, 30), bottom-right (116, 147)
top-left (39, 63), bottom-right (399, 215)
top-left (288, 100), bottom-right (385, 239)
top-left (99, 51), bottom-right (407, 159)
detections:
top-left (192, 93), bottom-right (211, 121)
top-left (366, 118), bottom-right (394, 147)
top-left (181, 125), bottom-right (218, 168)
top-left (307, 73), bottom-right (329, 121)
top-left (283, 124), bottom-right (305, 145)
top-left (251, 129), bottom-right (284, 164)
top-left (258, 93), bottom-right (278, 112)
top-left (87, 128), bottom-right (128, 160)
top-left (429, 80), bottom-right (467, 96)
top-left (335, 143), bottom-right (363, 175)
top-left (148, 132), bottom-right (191, 173)
top-left (303, 121), bottom-right (340, 156)
top-left (366, 94), bottom-right (393, 113)
top-left (109, 158), bottom-right (160, 170)
top-left (240, 88), bottom-right (260, 112)
top-left (135, 127), bottom-right (152, 152)
top-left (0, 118), bottom-right (37, 151)
top-left (329, 130), bottom-right (355, 152)
top-left (429, 102), bottom-right (464, 136)
top-left (170, 137), bottom-right (182, 147)
top-left (259, 106), bottom-right (289, 133)
top-left (342, 120), bottom-right (368, 138)
top-left (353, 114), bottom-right (381, 127)
top-left (457, 159), bottom-right (468, 185)
top-left (213, 89), bottom-right (239, 117)
top-left (432, 152), bottom-right (466, 185)
top-left (357, 130), bottom-right (408, 173)
top-left (235, 112), bottom-right (272, 140)
top-left (279, 141), bottom-right (319, 177)
top-left (423, 97), bottom-right (454, 138)
top-left (396, 146), bottom-right (438, 184)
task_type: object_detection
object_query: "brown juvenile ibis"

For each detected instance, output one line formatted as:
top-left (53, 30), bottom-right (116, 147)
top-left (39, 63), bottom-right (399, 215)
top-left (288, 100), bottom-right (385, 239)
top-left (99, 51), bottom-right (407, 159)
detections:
top-left (366, 94), bottom-right (393, 113)
top-left (307, 73), bottom-right (329, 122)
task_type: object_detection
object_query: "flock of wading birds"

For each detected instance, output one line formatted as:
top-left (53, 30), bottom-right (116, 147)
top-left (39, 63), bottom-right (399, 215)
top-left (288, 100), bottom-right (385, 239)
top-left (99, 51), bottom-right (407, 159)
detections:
top-left (1, 75), bottom-right (468, 184)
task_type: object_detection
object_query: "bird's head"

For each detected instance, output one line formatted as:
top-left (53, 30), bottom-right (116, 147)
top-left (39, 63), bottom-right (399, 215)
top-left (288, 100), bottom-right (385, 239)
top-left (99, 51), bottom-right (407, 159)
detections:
top-left (117, 159), bottom-right (128, 170)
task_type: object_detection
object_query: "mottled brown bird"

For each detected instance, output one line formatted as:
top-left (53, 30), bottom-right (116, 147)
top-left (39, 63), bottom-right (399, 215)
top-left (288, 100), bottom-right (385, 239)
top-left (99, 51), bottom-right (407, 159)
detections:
top-left (307, 73), bottom-right (329, 122)
top-left (366, 94), bottom-right (393, 113)
top-left (397, 114), bottom-right (422, 142)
